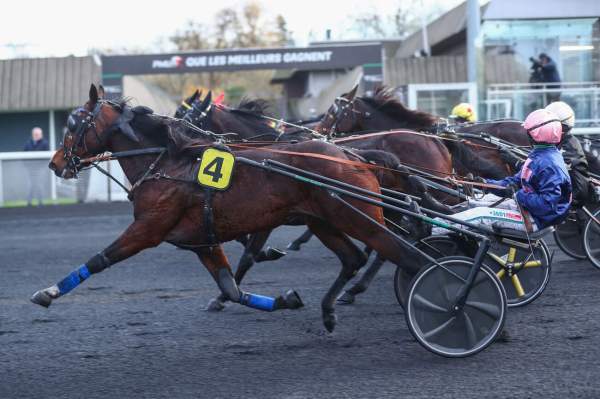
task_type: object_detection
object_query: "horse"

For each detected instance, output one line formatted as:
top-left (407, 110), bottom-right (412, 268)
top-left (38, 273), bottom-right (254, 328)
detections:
top-left (32, 84), bottom-right (429, 333)
top-left (178, 91), bottom-right (452, 310)
top-left (317, 85), bottom-right (515, 180)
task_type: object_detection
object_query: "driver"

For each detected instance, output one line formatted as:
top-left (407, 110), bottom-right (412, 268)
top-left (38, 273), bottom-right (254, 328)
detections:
top-left (434, 109), bottom-right (572, 234)
top-left (545, 101), bottom-right (598, 206)
top-left (501, 101), bottom-right (599, 208)
top-left (449, 103), bottom-right (476, 124)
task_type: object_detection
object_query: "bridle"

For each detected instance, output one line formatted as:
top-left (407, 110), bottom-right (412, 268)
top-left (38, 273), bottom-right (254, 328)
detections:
top-left (63, 100), bottom-right (126, 177)
top-left (322, 96), bottom-right (371, 136)
top-left (184, 100), bottom-right (212, 128)
top-left (64, 103), bottom-right (106, 176)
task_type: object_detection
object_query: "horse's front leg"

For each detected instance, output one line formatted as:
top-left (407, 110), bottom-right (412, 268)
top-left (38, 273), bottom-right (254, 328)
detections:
top-left (30, 218), bottom-right (171, 308)
top-left (198, 246), bottom-right (303, 312)
top-left (206, 230), bottom-right (272, 312)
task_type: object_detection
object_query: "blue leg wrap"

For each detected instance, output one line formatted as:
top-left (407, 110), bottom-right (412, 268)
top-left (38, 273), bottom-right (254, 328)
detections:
top-left (239, 292), bottom-right (276, 311)
top-left (57, 265), bottom-right (91, 295)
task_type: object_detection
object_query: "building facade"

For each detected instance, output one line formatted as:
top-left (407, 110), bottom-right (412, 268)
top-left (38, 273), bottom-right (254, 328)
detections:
top-left (385, 0), bottom-right (600, 132)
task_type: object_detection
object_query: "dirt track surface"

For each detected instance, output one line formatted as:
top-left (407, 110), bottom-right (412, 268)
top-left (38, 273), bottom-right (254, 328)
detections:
top-left (1, 203), bottom-right (600, 398)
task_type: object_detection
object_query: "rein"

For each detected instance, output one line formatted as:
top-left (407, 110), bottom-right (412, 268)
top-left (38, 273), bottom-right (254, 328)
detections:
top-left (223, 143), bottom-right (503, 190)
top-left (80, 147), bottom-right (167, 163)
top-left (79, 147), bottom-right (168, 198)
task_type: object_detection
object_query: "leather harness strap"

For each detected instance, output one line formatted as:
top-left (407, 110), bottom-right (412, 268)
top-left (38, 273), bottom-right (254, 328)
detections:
top-left (225, 143), bottom-right (457, 182)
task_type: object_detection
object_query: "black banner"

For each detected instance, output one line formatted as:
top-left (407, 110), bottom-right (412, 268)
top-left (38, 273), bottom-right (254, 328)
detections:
top-left (102, 43), bottom-right (381, 75)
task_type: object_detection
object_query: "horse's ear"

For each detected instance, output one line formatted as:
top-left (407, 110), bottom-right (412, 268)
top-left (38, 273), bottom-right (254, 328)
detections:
top-left (98, 84), bottom-right (105, 99)
top-left (200, 90), bottom-right (212, 110)
top-left (188, 89), bottom-right (199, 105)
top-left (343, 84), bottom-right (359, 101)
top-left (89, 84), bottom-right (99, 107)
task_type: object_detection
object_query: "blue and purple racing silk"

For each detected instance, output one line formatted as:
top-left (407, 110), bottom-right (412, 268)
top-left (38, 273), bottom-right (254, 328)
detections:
top-left (486, 145), bottom-right (572, 228)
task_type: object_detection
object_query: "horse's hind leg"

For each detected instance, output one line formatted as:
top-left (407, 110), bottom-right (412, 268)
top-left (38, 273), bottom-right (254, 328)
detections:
top-left (207, 230), bottom-right (280, 311)
top-left (337, 254), bottom-right (386, 305)
top-left (306, 218), bottom-right (368, 332)
top-left (287, 228), bottom-right (313, 251)
top-left (198, 246), bottom-right (303, 313)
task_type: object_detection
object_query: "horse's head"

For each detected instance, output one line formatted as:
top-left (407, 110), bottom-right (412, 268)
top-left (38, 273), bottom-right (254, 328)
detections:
top-left (183, 91), bottom-right (213, 128)
top-left (174, 89), bottom-right (202, 119)
top-left (49, 84), bottom-right (139, 179)
top-left (316, 85), bottom-right (361, 136)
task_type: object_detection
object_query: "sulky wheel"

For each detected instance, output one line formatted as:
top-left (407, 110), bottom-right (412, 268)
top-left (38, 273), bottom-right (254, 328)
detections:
top-left (584, 208), bottom-right (600, 270)
top-left (553, 210), bottom-right (588, 260)
top-left (405, 256), bottom-right (507, 358)
top-left (485, 239), bottom-right (550, 307)
top-left (394, 235), bottom-right (469, 308)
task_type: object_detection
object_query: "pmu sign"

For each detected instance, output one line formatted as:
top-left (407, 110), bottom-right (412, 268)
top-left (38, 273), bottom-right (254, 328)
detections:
top-left (101, 43), bottom-right (383, 98)
top-left (152, 50), bottom-right (335, 70)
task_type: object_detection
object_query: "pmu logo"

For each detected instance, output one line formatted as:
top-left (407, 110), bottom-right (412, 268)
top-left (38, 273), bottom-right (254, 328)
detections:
top-left (151, 56), bottom-right (184, 69)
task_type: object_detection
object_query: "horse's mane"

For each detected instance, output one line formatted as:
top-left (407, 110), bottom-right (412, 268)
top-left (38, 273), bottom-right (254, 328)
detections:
top-left (223, 97), bottom-right (280, 139)
top-left (231, 98), bottom-right (272, 118)
top-left (361, 86), bottom-right (438, 129)
top-left (124, 109), bottom-right (208, 158)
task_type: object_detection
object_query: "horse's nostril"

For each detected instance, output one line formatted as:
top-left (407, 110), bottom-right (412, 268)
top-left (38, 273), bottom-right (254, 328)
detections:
top-left (48, 161), bottom-right (56, 171)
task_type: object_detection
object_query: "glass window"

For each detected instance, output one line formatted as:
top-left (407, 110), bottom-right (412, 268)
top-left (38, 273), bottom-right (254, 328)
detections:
top-left (480, 18), bottom-right (598, 84)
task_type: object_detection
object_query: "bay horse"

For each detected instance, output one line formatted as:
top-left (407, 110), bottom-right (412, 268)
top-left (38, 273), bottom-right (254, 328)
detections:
top-left (32, 84), bottom-right (428, 333)
top-left (318, 85), bottom-right (515, 180)
top-left (178, 91), bottom-right (456, 310)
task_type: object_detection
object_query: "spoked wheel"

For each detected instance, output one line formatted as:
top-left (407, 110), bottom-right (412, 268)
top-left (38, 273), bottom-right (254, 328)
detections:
top-left (394, 235), bottom-right (468, 308)
top-left (485, 239), bottom-right (551, 307)
top-left (405, 256), bottom-right (507, 358)
top-left (584, 207), bottom-right (600, 270)
top-left (554, 210), bottom-right (588, 260)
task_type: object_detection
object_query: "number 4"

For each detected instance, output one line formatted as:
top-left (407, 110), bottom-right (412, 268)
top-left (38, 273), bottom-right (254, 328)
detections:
top-left (203, 157), bottom-right (224, 182)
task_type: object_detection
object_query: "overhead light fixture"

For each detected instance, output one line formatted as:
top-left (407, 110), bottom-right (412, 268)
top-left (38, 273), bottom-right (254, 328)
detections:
top-left (559, 45), bottom-right (594, 51)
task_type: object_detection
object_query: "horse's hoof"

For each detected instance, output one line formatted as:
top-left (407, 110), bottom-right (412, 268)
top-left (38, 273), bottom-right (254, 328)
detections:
top-left (284, 290), bottom-right (304, 309)
top-left (264, 247), bottom-right (286, 261)
top-left (322, 311), bottom-right (337, 333)
top-left (30, 290), bottom-right (52, 308)
top-left (256, 247), bottom-right (287, 262)
top-left (206, 298), bottom-right (226, 312)
top-left (336, 291), bottom-right (355, 305)
top-left (286, 242), bottom-right (301, 251)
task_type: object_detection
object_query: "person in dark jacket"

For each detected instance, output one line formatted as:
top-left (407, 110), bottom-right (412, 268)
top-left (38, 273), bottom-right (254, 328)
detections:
top-left (545, 101), bottom-right (598, 206)
top-left (23, 127), bottom-right (50, 206)
top-left (530, 53), bottom-right (561, 102)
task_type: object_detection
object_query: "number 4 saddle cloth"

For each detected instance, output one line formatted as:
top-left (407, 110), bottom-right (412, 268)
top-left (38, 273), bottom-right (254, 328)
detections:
top-left (196, 147), bottom-right (235, 190)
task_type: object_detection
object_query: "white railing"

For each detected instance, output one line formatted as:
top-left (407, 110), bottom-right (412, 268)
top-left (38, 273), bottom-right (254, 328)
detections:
top-left (486, 82), bottom-right (600, 135)
top-left (0, 151), bottom-right (128, 206)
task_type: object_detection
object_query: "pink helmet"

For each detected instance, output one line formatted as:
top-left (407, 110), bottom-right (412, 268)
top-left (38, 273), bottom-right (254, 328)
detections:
top-left (523, 109), bottom-right (562, 144)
